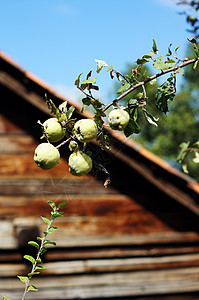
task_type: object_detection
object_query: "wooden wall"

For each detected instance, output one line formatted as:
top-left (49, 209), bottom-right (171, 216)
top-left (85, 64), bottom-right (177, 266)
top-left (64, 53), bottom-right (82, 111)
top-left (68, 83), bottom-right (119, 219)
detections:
top-left (1, 89), bottom-right (199, 298)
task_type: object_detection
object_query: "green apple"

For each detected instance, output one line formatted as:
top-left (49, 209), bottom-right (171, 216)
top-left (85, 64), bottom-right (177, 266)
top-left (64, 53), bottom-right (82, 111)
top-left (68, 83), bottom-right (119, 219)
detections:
top-left (108, 108), bottom-right (130, 131)
top-left (74, 119), bottom-right (98, 143)
top-left (68, 150), bottom-right (92, 176)
top-left (34, 143), bottom-right (60, 170)
top-left (43, 118), bottom-right (64, 142)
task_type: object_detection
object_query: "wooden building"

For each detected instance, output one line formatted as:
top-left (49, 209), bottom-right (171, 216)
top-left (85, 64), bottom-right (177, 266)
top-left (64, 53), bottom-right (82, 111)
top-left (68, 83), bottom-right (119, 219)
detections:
top-left (1, 51), bottom-right (199, 299)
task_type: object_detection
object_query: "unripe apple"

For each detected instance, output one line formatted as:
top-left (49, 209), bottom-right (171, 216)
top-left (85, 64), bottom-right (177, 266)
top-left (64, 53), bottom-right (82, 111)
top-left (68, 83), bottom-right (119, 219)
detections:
top-left (108, 108), bottom-right (130, 131)
top-left (43, 118), bottom-right (64, 142)
top-left (68, 150), bottom-right (92, 176)
top-left (74, 119), bottom-right (98, 143)
top-left (34, 143), bottom-right (60, 170)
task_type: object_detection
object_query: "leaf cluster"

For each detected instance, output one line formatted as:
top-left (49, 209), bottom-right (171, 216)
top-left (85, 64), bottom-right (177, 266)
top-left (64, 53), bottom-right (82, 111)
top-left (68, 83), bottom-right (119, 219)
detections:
top-left (44, 94), bottom-right (76, 139)
top-left (155, 80), bottom-right (176, 114)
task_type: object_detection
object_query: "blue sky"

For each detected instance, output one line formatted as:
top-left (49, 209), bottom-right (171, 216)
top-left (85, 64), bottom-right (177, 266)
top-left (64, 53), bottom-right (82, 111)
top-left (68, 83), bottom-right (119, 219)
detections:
top-left (0, 0), bottom-right (194, 104)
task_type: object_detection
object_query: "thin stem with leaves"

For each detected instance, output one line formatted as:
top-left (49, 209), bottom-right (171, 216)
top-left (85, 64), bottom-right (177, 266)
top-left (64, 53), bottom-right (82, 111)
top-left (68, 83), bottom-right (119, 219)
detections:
top-left (18, 200), bottom-right (68, 300)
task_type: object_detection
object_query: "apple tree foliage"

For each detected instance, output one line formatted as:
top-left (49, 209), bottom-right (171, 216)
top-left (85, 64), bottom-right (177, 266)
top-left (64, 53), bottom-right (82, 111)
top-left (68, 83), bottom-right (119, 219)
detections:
top-left (34, 38), bottom-right (199, 183)
top-left (130, 43), bottom-right (199, 180)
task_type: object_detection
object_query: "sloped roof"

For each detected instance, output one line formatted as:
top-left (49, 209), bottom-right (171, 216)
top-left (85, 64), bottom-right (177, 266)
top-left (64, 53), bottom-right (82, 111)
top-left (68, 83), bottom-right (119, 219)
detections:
top-left (1, 50), bottom-right (199, 216)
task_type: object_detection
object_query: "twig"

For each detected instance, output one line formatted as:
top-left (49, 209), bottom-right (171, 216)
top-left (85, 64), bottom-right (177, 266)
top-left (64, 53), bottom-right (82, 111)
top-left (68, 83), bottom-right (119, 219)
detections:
top-left (113, 69), bottom-right (133, 86)
top-left (56, 136), bottom-right (72, 149)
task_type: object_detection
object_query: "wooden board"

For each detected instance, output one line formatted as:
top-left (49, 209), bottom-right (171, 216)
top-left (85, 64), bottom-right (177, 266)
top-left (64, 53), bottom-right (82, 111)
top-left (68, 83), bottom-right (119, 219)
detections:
top-left (2, 253), bottom-right (199, 277)
top-left (1, 267), bottom-right (199, 299)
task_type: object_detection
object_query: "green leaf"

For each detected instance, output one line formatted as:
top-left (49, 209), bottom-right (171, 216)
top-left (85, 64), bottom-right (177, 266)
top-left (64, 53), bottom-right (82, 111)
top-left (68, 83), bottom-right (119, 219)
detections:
top-left (82, 97), bottom-right (91, 106)
top-left (166, 43), bottom-right (172, 56)
top-left (86, 69), bottom-right (93, 80)
top-left (3, 297), bottom-right (10, 300)
top-left (43, 240), bottom-right (56, 246)
top-left (58, 201), bottom-right (69, 208)
top-left (143, 51), bottom-right (154, 58)
top-left (193, 60), bottom-right (198, 70)
top-left (97, 132), bottom-right (111, 150)
top-left (116, 82), bottom-right (131, 94)
top-left (28, 272), bottom-right (40, 277)
top-left (28, 285), bottom-right (38, 292)
top-left (47, 201), bottom-right (56, 210)
top-left (188, 38), bottom-right (197, 44)
top-left (17, 276), bottom-right (29, 284)
top-left (128, 99), bottom-right (139, 107)
top-left (41, 216), bottom-right (51, 225)
top-left (49, 226), bottom-right (58, 231)
top-left (177, 142), bottom-right (190, 163)
top-left (155, 81), bottom-right (176, 114)
top-left (40, 246), bottom-right (47, 255)
top-left (74, 73), bottom-right (82, 88)
top-left (153, 55), bottom-right (171, 70)
top-left (152, 39), bottom-right (158, 54)
top-left (81, 78), bottom-right (97, 86)
top-left (166, 58), bottom-right (175, 64)
top-left (66, 105), bottom-right (75, 120)
top-left (142, 108), bottom-right (159, 127)
top-left (107, 65), bottom-right (114, 72)
top-left (175, 44), bottom-right (180, 52)
top-left (45, 95), bottom-right (57, 115)
top-left (51, 211), bottom-right (63, 220)
top-left (176, 68), bottom-right (184, 75)
top-left (24, 255), bottom-right (35, 264)
top-left (124, 118), bottom-right (141, 137)
top-left (91, 98), bottom-right (103, 110)
top-left (28, 241), bottom-right (40, 250)
top-left (43, 230), bottom-right (50, 235)
top-left (136, 57), bottom-right (149, 65)
top-left (35, 265), bottom-right (46, 270)
top-left (95, 59), bottom-right (108, 73)
top-left (59, 101), bottom-right (68, 114)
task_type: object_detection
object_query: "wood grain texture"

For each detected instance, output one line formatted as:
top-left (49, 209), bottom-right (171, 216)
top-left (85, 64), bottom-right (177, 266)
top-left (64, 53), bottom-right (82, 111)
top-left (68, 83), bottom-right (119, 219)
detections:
top-left (2, 267), bottom-right (199, 299)
top-left (0, 134), bottom-right (36, 153)
top-left (0, 154), bottom-right (93, 179)
top-left (0, 114), bottom-right (25, 134)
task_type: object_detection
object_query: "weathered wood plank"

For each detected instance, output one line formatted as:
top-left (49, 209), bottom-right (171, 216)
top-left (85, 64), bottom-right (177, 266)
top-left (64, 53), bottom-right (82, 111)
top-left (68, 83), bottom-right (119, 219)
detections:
top-left (1, 215), bottom-right (199, 249)
top-left (0, 194), bottom-right (144, 218)
top-left (0, 178), bottom-right (115, 195)
top-left (2, 210), bottom-right (196, 241)
top-left (2, 243), bottom-right (199, 262)
top-left (2, 253), bottom-right (199, 277)
top-left (46, 232), bottom-right (199, 248)
top-left (0, 193), bottom-right (198, 221)
top-left (46, 244), bottom-right (199, 261)
top-left (1, 267), bottom-right (199, 299)
top-left (0, 134), bottom-right (36, 153)
top-left (0, 114), bottom-right (25, 134)
top-left (0, 154), bottom-right (74, 178)
top-left (14, 213), bottom-right (173, 235)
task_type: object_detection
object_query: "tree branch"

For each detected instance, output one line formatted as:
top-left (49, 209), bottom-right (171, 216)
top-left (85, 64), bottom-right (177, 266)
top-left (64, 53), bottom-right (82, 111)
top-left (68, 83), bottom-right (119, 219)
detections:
top-left (104, 57), bottom-right (198, 111)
